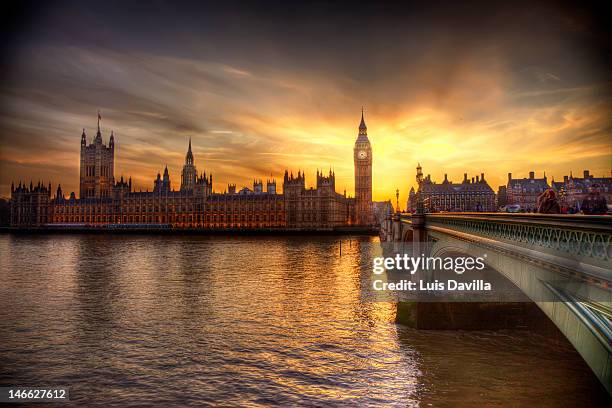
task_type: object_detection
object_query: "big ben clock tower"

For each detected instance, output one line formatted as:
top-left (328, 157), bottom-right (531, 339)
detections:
top-left (354, 108), bottom-right (373, 226)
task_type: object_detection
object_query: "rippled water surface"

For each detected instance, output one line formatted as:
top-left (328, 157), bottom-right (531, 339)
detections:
top-left (0, 234), bottom-right (608, 406)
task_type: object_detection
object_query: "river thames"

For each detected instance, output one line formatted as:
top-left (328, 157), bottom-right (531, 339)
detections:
top-left (0, 234), bottom-right (608, 406)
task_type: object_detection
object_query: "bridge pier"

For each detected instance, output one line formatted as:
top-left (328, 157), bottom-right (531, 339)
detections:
top-left (392, 214), bottom-right (401, 242)
top-left (410, 213), bottom-right (426, 255)
top-left (396, 301), bottom-right (564, 335)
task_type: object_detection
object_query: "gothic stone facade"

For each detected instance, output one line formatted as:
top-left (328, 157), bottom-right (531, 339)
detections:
top-left (408, 171), bottom-right (496, 212)
top-left (80, 119), bottom-right (115, 199)
top-left (10, 114), bottom-right (373, 230)
top-left (551, 170), bottom-right (612, 210)
top-left (506, 171), bottom-right (550, 211)
top-left (354, 110), bottom-right (374, 225)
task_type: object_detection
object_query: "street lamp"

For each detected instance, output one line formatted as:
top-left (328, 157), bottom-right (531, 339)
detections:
top-left (396, 189), bottom-right (400, 213)
top-left (416, 163), bottom-right (424, 214)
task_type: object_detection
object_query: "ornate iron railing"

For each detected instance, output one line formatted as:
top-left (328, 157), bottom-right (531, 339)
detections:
top-left (400, 213), bottom-right (612, 266)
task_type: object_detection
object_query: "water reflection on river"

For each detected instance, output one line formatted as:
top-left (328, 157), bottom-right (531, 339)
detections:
top-left (0, 234), bottom-right (607, 406)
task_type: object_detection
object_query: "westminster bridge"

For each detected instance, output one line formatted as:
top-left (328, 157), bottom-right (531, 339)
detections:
top-left (380, 212), bottom-right (612, 394)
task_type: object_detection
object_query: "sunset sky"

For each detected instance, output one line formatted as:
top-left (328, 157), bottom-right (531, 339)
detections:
top-left (1, 1), bottom-right (610, 204)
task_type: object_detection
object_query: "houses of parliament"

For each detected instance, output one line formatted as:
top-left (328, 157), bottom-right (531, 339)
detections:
top-left (9, 112), bottom-right (374, 230)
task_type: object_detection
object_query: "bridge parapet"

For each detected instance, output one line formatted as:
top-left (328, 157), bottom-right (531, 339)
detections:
top-left (400, 213), bottom-right (611, 274)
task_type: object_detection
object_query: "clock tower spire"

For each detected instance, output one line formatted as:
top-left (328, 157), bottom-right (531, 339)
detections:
top-left (359, 107), bottom-right (367, 135)
top-left (354, 108), bottom-right (373, 226)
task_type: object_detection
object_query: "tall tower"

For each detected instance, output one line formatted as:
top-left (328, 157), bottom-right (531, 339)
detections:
top-left (180, 138), bottom-right (197, 191)
top-left (79, 112), bottom-right (115, 199)
top-left (354, 108), bottom-right (373, 225)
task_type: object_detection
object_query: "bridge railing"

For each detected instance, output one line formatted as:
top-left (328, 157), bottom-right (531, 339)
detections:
top-left (399, 212), bottom-right (612, 276)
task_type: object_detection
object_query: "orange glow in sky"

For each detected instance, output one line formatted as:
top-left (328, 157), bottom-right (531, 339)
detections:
top-left (1, 3), bottom-right (610, 206)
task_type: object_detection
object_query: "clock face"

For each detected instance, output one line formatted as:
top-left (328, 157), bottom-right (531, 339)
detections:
top-left (358, 150), bottom-right (367, 159)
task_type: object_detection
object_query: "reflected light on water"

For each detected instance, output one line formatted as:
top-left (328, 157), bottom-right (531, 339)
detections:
top-left (0, 234), bottom-right (608, 407)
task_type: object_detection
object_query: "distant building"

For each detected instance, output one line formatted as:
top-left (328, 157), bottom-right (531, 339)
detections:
top-left (283, 169), bottom-right (351, 228)
top-left (408, 171), bottom-right (495, 212)
top-left (10, 181), bottom-right (54, 226)
top-left (9, 112), bottom-right (376, 230)
top-left (506, 171), bottom-right (549, 211)
top-left (551, 170), bottom-right (612, 210)
top-left (497, 185), bottom-right (507, 208)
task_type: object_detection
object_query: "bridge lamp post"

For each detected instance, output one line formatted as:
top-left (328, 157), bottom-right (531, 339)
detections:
top-left (416, 163), bottom-right (424, 214)
top-left (396, 189), bottom-right (400, 213)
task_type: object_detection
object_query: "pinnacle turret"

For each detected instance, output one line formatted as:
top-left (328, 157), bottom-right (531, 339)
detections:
top-left (359, 107), bottom-right (367, 135)
top-left (95, 110), bottom-right (102, 143)
top-left (186, 137), bottom-right (194, 165)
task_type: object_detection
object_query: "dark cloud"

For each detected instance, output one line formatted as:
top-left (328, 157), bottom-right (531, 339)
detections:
top-left (0, 0), bottom-right (610, 201)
